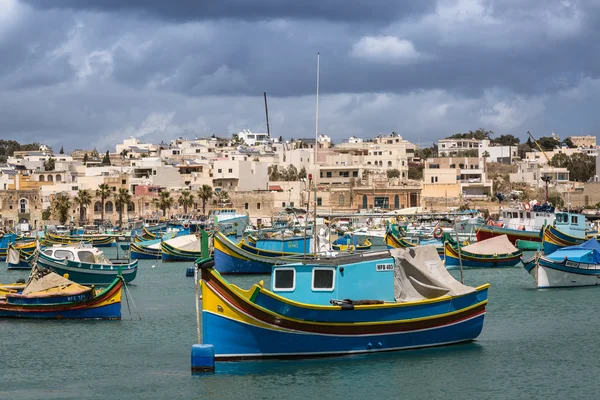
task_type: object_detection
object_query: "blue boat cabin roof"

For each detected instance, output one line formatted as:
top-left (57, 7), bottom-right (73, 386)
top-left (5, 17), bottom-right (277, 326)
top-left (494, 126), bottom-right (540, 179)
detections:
top-left (269, 254), bottom-right (396, 305)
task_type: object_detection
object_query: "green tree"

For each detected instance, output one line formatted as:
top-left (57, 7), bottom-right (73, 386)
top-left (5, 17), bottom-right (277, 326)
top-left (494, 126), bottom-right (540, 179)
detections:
top-left (83, 153), bottom-right (88, 165)
top-left (44, 157), bottom-right (56, 171)
top-left (216, 190), bottom-right (230, 207)
top-left (114, 188), bottom-right (132, 227)
top-left (59, 146), bottom-right (64, 154)
top-left (102, 150), bottom-right (111, 166)
top-left (408, 165), bottom-right (423, 180)
top-left (52, 192), bottom-right (71, 225)
top-left (548, 194), bottom-right (565, 208)
top-left (481, 151), bottom-right (490, 172)
top-left (563, 138), bottom-right (576, 148)
top-left (298, 166), bottom-right (307, 180)
top-left (491, 134), bottom-right (520, 146)
top-left (386, 169), bottom-right (401, 178)
top-left (549, 153), bottom-right (571, 169)
top-left (73, 189), bottom-right (92, 223)
top-left (569, 153), bottom-right (596, 182)
top-left (518, 143), bottom-right (531, 159)
top-left (415, 146), bottom-right (434, 159)
top-left (286, 165), bottom-right (298, 181)
top-left (536, 136), bottom-right (561, 151)
top-left (268, 165), bottom-right (280, 181)
top-left (42, 207), bottom-right (51, 221)
top-left (91, 148), bottom-right (100, 159)
top-left (96, 183), bottom-right (111, 223)
top-left (178, 190), bottom-right (195, 214)
top-left (154, 191), bottom-right (175, 217)
top-left (197, 185), bottom-right (214, 216)
top-left (447, 128), bottom-right (493, 140)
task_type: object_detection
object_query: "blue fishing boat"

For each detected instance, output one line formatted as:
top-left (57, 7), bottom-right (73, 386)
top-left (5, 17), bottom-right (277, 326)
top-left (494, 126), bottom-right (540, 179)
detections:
top-left (6, 241), bottom-right (36, 270)
top-left (524, 238), bottom-right (600, 288)
top-left (331, 234), bottom-right (371, 251)
top-left (209, 208), bottom-right (249, 237)
top-left (129, 239), bottom-right (162, 259)
top-left (247, 235), bottom-right (312, 254)
top-left (214, 232), bottom-right (307, 274)
top-left (0, 267), bottom-right (122, 319)
top-left (196, 244), bottom-right (489, 361)
top-left (0, 233), bottom-right (18, 261)
top-left (445, 235), bottom-right (521, 269)
top-left (542, 212), bottom-right (589, 254)
top-left (37, 244), bottom-right (137, 285)
top-left (384, 232), bottom-right (444, 257)
top-left (161, 235), bottom-right (203, 262)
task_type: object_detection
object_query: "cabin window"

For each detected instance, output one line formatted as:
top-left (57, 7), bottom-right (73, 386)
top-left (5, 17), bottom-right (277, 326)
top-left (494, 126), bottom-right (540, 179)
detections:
top-left (78, 251), bottom-right (96, 263)
top-left (312, 268), bottom-right (335, 291)
top-left (526, 212), bottom-right (531, 219)
top-left (520, 212), bottom-right (523, 219)
top-left (512, 212), bottom-right (518, 218)
top-left (572, 216), bottom-right (578, 224)
top-left (54, 250), bottom-right (75, 260)
top-left (44, 250), bottom-right (53, 256)
top-left (273, 268), bottom-right (295, 291)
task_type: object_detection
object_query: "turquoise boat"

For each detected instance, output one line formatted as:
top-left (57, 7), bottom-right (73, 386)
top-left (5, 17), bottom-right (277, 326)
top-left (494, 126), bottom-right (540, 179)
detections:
top-left (445, 235), bottom-right (522, 269)
top-left (542, 212), bottom-right (589, 254)
top-left (161, 235), bottom-right (203, 262)
top-left (129, 239), bottom-right (162, 259)
top-left (6, 242), bottom-right (36, 270)
top-left (0, 233), bottom-right (18, 261)
top-left (0, 267), bottom-right (122, 319)
top-left (247, 235), bottom-right (312, 254)
top-left (197, 244), bottom-right (490, 361)
top-left (37, 245), bottom-right (138, 285)
top-left (214, 232), bottom-right (307, 274)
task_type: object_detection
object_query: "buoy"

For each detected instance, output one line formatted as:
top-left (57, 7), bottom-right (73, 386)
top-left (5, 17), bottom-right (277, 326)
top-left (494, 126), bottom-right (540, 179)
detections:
top-left (433, 227), bottom-right (443, 239)
top-left (523, 202), bottom-right (531, 211)
top-left (191, 344), bottom-right (215, 374)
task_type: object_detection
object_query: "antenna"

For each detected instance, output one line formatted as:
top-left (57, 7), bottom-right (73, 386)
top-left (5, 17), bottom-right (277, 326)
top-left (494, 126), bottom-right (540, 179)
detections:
top-left (315, 53), bottom-right (320, 168)
top-left (263, 92), bottom-right (271, 138)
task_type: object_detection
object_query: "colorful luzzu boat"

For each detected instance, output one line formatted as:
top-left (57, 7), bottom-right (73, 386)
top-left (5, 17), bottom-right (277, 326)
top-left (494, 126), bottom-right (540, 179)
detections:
top-left (129, 239), bottom-right (162, 259)
top-left (37, 244), bottom-right (137, 285)
top-left (161, 235), bottom-right (203, 262)
top-left (542, 212), bottom-right (588, 254)
top-left (523, 238), bottom-right (600, 288)
top-left (331, 235), bottom-right (371, 251)
top-left (445, 235), bottom-right (521, 269)
top-left (384, 232), bottom-right (444, 257)
top-left (247, 235), bottom-right (312, 254)
top-left (42, 232), bottom-right (115, 247)
top-left (196, 245), bottom-right (489, 362)
top-left (6, 241), bottom-right (37, 270)
top-left (0, 267), bottom-right (122, 319)
top-left (213, 232), bottom-right (307, 274)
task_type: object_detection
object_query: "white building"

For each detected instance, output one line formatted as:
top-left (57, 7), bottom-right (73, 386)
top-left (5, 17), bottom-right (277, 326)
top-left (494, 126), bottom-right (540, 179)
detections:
top-left (438, 138), bottom-right (481, 156)
top-left (479, 139), bottom-right (518, 163)
top-left (237, 130), bottom-right (270, 146)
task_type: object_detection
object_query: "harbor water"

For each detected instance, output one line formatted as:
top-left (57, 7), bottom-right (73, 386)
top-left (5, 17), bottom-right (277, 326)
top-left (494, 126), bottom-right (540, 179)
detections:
top-left (1, 248), bottom-right (599, 400)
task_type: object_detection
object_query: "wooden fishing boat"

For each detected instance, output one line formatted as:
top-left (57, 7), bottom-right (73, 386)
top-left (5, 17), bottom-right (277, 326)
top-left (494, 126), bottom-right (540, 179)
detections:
top-left (214, 231), bottom-right (307, 274)
top-left (247, 235), bottom-right (312, 254)
top-left (331, 236), bottom-right (371, 251)
top-left (37, 244), bottom-right (137, 285)
top-left (129, 239), bottom-right (162, 259)
top-left (476, 225), bottom-right (542, 245)
top-left (161, 235), bottom-right (203, 262)
top-left (384, 232), bottom-right (444, 257)
top-left (196, 245), bottom-right (489, 361)
top-left (524, 239), bottom-right (600, 288)
top-left (542, 213), bottom-right (588, 254)
top-left (6, 241), bottom-right (36, 270)
top-left (0, 233), bottom-right (18, 261)
top-left (0, 267), bottom-right (122, 319)
top-left (445, 235), bottom-right (521, 269)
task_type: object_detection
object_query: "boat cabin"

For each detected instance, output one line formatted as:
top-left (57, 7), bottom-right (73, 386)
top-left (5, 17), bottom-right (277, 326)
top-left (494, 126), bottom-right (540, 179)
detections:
top-left (500, 207), bottom-right (555, 231)
top-left (269, 252), bottom-right (396, 305)
top-left (43, 245), bottom-right (109, 265)
top-left (554, 212), bottom-right (588, 237)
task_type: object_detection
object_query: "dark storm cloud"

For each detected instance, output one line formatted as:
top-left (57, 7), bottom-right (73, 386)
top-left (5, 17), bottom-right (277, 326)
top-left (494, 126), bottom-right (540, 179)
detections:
top-left (21, 0), bottom-right (435, 23)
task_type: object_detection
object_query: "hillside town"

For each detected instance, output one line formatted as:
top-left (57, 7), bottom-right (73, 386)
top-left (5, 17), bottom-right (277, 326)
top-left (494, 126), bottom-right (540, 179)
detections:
top-left (1, 130), bottom-right (599, 231)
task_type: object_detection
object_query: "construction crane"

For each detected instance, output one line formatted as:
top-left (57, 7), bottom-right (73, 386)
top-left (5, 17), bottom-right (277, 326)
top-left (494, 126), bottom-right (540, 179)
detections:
top-left (527, 130), bottom-right (552, 163)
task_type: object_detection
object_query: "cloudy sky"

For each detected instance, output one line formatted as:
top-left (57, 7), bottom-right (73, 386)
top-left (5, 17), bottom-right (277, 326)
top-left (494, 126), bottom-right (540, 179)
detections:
top-left (1, 0), bottom-right (599, 150)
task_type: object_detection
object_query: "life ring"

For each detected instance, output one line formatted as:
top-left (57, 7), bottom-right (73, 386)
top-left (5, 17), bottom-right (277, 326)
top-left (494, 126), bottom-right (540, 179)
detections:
top-left (348, 245), bottom-right (355, 252)
top-left (182, 222), bottom-right (190, 229)
top-left (523, 202), bottom-right (531, 211)
top-left (433, 227), bottom-right (443, 238)
top-left (366, 218), bottom-right (373, 227)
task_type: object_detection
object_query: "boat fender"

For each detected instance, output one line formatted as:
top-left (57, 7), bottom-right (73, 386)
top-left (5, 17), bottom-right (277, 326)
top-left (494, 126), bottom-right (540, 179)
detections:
top-left (523, 202), bottom-right (531, 211)
top-left (182, 222), bottom-right (190, 229)
top-left (348, 245), bottom-right (355, 252)
top-left (341, 303), bottom-right (355, 310)
top-left (433, 227), bottom-right (443, 239)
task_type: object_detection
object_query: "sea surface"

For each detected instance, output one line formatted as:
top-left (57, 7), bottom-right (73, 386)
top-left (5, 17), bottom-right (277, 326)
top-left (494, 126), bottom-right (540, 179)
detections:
top-left (1, 248), bottom-right (599, 400)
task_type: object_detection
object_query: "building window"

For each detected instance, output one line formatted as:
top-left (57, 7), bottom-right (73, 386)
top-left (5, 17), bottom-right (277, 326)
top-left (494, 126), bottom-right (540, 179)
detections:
top-left (228, 169), bottom-right (233, 173)
top-left (394, 195), bottom-right (400, 209)
top-left (39, 175), bottom-right (45, 182)
top-left (273, 268), bottom-right (295, 291)
top-left (122, 179), bottom-right (126, 184)
top-left (244, 203), bottom-right (248, 210)
top-left (290, 201), bottom-right (294, 207)
top-left (431, 177), bottom-right (435, 183)
top-left (317, 197), bottom-right (322, 206)
top-left (257, 203), bottom-right (261, 210)
top-left (339, 195), bottom-right (345, 206)
top-left (353, 171), bottom-right (358, 177)
top-left (362, 195), bottom-right (368, 209)
top-left (218, 169), bottom-right (222, 173)
top-left (326, 172), bottom-right (332, 178)
top-left (282, 202), bottom-right (286, 207)
top-left (19, 199), bottom-right (27, 213)
top-left (374, 197), bottom-right (389, 209)
top-left (312, 268), bottom-right (335, 291)
top-left (387, 161), bottom-right (392, 167)
top-left (94, 201), bottom-right (102, 212)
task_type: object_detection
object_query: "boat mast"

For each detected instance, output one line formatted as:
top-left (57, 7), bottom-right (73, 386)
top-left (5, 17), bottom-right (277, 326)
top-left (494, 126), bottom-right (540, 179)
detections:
top-left (264, 92), bottom-right (271, 139)
top-left (313, 53), bottom-right (320, 253)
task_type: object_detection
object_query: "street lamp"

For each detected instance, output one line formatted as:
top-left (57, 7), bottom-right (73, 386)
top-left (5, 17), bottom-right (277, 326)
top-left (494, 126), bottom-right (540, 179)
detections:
top-left (541, 176), bottom-right (552, 203)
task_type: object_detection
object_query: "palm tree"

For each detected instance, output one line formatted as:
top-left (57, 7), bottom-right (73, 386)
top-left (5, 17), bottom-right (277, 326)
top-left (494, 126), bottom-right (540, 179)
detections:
top-left (114, 188), bottom-right (132, 227)
top-left (197, 185), bottom-right (214, 216)
top-left (52, 192), bottom-right (71, 225)
top-left (73, 189), bottom-right (92, 223)
top-left (154, 191), bottom-right (175, 217)
top-left (481, 151), bottom-right (490, 173)
top-left (178, 190), bottom-right (195, 214)
top-left (96, 183), bottom-right (111, 223)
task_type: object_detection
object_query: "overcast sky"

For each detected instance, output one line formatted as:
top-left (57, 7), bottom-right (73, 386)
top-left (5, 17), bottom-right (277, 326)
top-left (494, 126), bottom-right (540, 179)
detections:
top-left (1, 0), bottom-right (599, 150)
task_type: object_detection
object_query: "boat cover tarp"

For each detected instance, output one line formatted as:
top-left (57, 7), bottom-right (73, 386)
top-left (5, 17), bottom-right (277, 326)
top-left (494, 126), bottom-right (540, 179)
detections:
top-left (21, 268), bottom-right (91, 297)
top-left (7, 246), bottom-right (20, 265)
top-left (552, 238), bottom-right (600, 264)
top-left (163, 234), bottom-right (201, 251)
top-left (391, 245), bottom-right (475, 302)
top-left (461, 235), bottom-right (517, 255)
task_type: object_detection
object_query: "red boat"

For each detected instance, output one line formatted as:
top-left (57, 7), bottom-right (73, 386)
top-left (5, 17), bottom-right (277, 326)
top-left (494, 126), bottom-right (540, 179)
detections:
top-left (476, 225), bottom-right (542, 245)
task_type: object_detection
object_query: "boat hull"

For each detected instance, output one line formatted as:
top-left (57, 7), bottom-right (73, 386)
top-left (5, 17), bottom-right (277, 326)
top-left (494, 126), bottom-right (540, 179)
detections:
top-left (200, 266), bottom-right (488, 360)
top-left (528, 257), bottom-right (600, 288)
top-left (476, 225), bottom-right (541, 245)
top-left (445, 243), bottom-right (521, 268)
top-left (160, 241), bottom-right (202, 262)
top-left (129, 242), bottom-right (161, 260)
top-left (37, 254), bottom-right (138, 286)
top-left (542, 225), bottom-right (587, 255)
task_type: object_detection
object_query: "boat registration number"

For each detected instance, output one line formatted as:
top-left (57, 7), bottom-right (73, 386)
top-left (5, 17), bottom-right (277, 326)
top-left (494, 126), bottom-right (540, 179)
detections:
top-left (565, 261), bottom-right (579, 268)
top-left (376, 263), bottom-right (394, 271)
